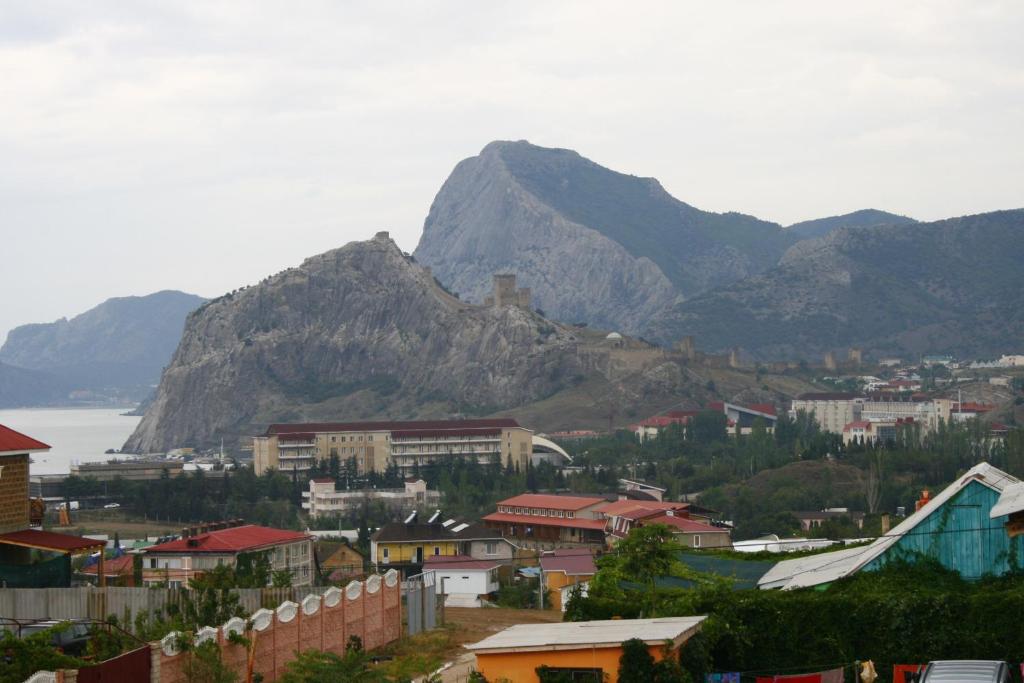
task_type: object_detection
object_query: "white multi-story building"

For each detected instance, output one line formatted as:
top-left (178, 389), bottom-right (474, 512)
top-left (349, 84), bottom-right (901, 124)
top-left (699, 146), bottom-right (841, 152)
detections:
top-left (790, 393), bottom-right (863, 433)
top-left (303, 477), bottom-right (441, 519)
top-left (792, 393), bottom-right (952, 436)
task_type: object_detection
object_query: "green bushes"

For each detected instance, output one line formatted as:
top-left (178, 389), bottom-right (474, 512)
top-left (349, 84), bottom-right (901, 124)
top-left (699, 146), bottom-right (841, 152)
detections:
top-left (573, 561), bottom-right (1024, 680)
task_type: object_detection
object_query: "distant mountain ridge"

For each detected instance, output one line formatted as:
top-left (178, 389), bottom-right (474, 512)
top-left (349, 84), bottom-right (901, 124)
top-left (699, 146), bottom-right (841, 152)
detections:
top-left (0, 290), bottom-right (206, 404)
top-left (651, 209), bottom-right (1024, 359)
top-left (786, 209), bottom-right (917, 240)
top-left (414, 141), bottom-right (798, 335)
top-left (0, 361), bottom-right (67, 409)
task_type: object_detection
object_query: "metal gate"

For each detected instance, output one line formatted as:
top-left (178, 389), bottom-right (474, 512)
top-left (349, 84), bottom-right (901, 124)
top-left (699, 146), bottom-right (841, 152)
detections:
top-left (76, 645), bottom-right (151, 683)
top-left (405, 571), bottom-right (436, 636)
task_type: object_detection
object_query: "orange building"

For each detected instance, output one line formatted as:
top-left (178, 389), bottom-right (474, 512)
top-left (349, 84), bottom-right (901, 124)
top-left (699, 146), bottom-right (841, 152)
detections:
top-left (466, 616), bottom-right (706, 683)
top-left (540, 548), bottom-right (596, 611)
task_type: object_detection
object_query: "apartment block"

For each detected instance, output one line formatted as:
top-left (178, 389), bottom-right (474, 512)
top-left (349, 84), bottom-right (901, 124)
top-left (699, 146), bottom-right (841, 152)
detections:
top-left (303, 477), bottom-right (441, 519)
top-left (254, 418), bottom-right (534, 476)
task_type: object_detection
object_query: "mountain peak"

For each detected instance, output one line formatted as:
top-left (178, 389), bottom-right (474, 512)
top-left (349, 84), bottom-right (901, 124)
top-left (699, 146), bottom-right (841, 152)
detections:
top-left (414, 142), bottom-right (793, 335)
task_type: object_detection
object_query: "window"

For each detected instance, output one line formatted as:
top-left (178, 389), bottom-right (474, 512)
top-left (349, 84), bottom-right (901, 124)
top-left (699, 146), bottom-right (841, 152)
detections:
top-left (693, 535), bottom-right (701, 547)
top-left (368, 435), bottom-right (374, 441)
top-left (433, 546), bottom-right (441, 556)
top-left (567, 512), bottom-right (575, 518)
top-left (382, 548), bottom-right (390, 563)
top-left (485, 542), bottom-right (497, 555)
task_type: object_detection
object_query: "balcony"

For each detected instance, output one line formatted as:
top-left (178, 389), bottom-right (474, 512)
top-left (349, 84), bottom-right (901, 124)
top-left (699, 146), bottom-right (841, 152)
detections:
top-left (279, 440), bottom-right (316, 448)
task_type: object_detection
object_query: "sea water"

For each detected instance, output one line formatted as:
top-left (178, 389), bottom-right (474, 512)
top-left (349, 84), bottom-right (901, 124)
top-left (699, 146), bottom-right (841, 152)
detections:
top-left (0, 407), bottom-right (142, 474)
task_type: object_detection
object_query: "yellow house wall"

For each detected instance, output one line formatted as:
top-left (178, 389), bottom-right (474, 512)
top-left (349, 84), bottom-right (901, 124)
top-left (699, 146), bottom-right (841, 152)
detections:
top-left (376, 541), bottom-right (459, 564)
top-left (475, 643), bottom-right (671, 683)
top-left (252, 437), bottom-right (278, 476)
top-left (501, 427), bottom-right (533, 471)
top-left (544, 571), bottom-right (593, 611)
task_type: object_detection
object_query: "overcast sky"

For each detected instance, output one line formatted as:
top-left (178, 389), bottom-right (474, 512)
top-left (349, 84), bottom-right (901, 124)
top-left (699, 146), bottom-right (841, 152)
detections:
top-left (2, 1), bottom-right (1022, 341)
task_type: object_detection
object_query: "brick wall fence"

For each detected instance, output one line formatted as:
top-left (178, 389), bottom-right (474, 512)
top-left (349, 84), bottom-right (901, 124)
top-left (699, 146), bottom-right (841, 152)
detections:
top-left (27, 570), bottom-right (401, 683)
top-left (156, 570), bottom-right (400, 682)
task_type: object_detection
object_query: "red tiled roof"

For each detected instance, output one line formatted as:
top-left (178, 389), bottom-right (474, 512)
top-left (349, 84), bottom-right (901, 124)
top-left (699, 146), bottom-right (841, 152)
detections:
top-left (595, 500), bottom-right (686, 516)
top-left (843, 421), bottom-right (872, 431)
top-left (646, 515), bottom-right (728, 534)
top-left (482, 512), bottom-right (607, 530)
top-left (80, 555), bottom-right (134, 576)
top-left (796, 393), bottom-right (862, 401)
top-left (267, 418), bottom-right (521, 437)
top-left (0, 529), bottom-right (105, 552)
top-left (424, 555), bottom-right (502, 571)
top-left (144, 525), bottom-right (311, 554)
top-left (391, 427), bottom-right (503, 439)
top-left (540, 551), bottom-right (597, 575)
top-left (631, 414), bottom-right (693, 429)
top-left (496, 494), bottom-right (605, 511)
top-left (747, 403), bottom-right (777, 416)
top-left (0, 424), bottom-right (50, 455)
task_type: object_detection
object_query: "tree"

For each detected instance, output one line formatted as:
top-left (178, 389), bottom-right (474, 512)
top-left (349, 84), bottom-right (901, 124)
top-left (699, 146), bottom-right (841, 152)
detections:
top-left (276, 648), bottom-right (387, 682)
top-left (0, 624), bottom-right (86, 683)
top-left (271, 569), bottom-right (293, 588)
top-left (618, 638), bottom-right (656, 683)
top-left (614, 524), bottom-right (683, 616)
top-left (689, 410), bottom-right (727, 445)
top-left (184, 639), bottom-right (238, 683)
top-left (235, 551), bottom-right (272, 587)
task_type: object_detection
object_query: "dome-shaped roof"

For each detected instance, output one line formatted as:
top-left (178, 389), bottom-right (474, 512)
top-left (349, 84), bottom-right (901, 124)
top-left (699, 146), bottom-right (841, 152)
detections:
top-left (605, 332), bottom-right (623, 340)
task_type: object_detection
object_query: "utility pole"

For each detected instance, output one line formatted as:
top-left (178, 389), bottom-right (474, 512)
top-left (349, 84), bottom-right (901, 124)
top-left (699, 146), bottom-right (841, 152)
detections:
top-left (440, 577), bottom-right (447, 626)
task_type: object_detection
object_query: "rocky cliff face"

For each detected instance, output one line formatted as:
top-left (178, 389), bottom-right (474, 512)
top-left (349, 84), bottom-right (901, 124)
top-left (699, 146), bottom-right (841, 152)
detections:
top-left (414, 141), bottom-right (794, 335)
top-left (0, 290), bottom-right (205, 398)
top-left (651, 209), bottom-right (1024, 359)
top-left (122, 234), bottom-right (590, 453)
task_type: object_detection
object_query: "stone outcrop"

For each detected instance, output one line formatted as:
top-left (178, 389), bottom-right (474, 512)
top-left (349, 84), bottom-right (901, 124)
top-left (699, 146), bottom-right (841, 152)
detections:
top-left (122, 233), bottom-right (590, 453)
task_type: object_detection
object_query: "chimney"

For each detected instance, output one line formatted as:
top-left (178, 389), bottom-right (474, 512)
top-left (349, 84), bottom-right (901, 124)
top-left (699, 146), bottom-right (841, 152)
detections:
top-left (181, 527), bottom-right (190, 539)
top-left (880, 513), bottom-right (890, 534)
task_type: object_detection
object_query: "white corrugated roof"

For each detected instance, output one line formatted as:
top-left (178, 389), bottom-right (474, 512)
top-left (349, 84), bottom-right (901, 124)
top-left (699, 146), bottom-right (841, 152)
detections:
top-left (760, 462), bottom-right (1019, 590)
top-left (757, 546), bottom-right (866, 589)
top-left (465, 616), bottom-right (706, 653)
top-left (991, 481), bottom-right (1024, 518)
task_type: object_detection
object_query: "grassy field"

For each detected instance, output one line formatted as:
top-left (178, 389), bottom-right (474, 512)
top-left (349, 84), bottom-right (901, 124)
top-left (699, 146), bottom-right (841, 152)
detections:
top-left (45, 509), bottom-right (180, 539)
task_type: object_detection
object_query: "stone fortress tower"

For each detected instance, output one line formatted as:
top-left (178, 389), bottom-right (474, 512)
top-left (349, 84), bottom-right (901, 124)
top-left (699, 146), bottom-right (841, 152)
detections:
top-left (484, 273), bottom-right (532, 309)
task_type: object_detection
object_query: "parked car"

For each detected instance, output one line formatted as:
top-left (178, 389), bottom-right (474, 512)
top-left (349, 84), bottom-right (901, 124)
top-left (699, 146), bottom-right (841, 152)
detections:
top-left (103, 503), bottom-right (121, 509)
top-left (917, 660), bottom-right (1010, 683)
top-left (12, 620), bottom-right (92, 657)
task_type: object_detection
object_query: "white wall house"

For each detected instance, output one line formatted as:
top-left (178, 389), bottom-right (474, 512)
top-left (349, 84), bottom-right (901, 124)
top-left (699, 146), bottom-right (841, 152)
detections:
top-left (423, 556), bottom-right (501, 600)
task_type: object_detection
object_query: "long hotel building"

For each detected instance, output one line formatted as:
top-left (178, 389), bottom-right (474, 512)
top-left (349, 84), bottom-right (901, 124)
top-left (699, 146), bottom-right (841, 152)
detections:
top-left (253, 418), bottom-right (536, 476)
